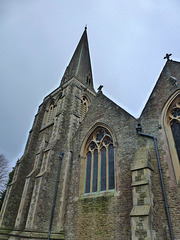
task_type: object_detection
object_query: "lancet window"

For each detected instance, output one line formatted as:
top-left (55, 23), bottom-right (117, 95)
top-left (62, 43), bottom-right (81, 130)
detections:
top-left (47, 102), bottom-right (55, 124)
top-left (84, 127), bottom-right (115, 194)
top-left (81, 96), bottom-right (88, 120)
top-left (168, 100), bottom-right (180, 162)
top-left (164, 94), bottom-right (180, 183)
top-left (40, 151), bottom-right (49, 173)
top-left (56, 92), bottom-right (63, 114)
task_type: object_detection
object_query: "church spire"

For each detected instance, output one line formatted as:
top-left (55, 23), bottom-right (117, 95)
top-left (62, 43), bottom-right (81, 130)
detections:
top-left (60, 28), bottom-right (94, 91)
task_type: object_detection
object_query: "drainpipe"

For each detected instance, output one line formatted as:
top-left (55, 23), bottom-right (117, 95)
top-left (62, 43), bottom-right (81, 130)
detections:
top-left (136, 123), bottom-right (174, 240)
top-left (48, 152), bottom-right (64, 240)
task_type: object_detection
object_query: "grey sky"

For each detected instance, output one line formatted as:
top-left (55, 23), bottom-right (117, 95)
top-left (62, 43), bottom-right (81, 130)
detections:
top-left (1, 0), bottom-right (180, 169)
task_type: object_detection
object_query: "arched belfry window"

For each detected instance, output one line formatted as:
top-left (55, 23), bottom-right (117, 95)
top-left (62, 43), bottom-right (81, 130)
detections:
top-left (81, 96), bottom-right (88, 120)
top-left (47, 102), bottom-right (55, 124)
top-left (169, 100), bottom-right (180, 162)
top-left (84, 127), bottom-right (115, 194)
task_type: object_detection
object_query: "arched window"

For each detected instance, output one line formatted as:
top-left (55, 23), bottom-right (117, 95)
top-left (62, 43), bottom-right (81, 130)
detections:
top-left (168, 100), bottom-right (180, 162)
top-left (164, 93), bottom-right (180, 183)
top-left (84, 127), bottom-right (115, 194)
top-left (81, 96), bottom-right (88, 120)
top-left (85, 73), bottom-right (91, 85)
top-left (47, 102), bottom-right (55, 124)
top-left (56, 92), bottom-right (63, 115)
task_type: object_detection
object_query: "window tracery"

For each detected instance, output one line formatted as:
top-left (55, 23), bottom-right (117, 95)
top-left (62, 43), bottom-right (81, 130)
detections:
top-left (84, 127), bottom-right (115, 194)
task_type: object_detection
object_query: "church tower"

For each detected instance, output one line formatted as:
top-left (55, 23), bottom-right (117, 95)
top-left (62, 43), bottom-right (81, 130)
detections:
top-left (0, 28), bottom-right (96, 240)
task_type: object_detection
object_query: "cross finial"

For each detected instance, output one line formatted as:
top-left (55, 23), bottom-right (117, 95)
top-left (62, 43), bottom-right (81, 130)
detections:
top-left (164, 53), bottom-right (172, 61)
top-left (85, 24), bottom-right (87, 30)
top-left (98, 85), bottom-right (103, 92)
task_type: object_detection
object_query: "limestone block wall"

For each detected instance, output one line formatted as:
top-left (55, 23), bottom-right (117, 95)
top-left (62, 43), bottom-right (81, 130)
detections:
top-left (65, 92), bottom-right (138, 240)
top-left (140, 61), bottom-right (180, 239)
top-left (0, 78), bottom-right (96, 240)
top-left (17, 80), bottom-right (95, 237)
top-left (0, 101), bottom-right (46, 233)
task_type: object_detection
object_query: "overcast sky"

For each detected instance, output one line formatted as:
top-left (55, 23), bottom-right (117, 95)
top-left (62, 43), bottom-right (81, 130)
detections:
top-left (1, 0), bottom-right (180, 170)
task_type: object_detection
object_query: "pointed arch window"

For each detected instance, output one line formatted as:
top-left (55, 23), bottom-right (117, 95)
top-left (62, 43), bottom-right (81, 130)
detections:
top-left (84, 127), bottom-right (115, 194)
top-left (169, 100), bottom-right (180, 163)
top-left (165, 94), bottom-right (180, 183)
top-left (47, 102), bottom-right (55, 124)
top-left (86, 74), bottom-right (91, 85)
top-left (81, 96), bottom-right (88, 120)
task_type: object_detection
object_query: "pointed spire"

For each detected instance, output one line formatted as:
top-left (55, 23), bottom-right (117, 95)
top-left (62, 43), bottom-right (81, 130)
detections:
top-left (60, 28), bottom-right (94, 91)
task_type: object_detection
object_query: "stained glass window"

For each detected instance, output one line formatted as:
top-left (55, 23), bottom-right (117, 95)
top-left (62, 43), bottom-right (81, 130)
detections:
top-left (92, 149), bottom-right (98, 192)
top-left (165, 96), bottom-right (180, 183)
top-left (171, 120), bottom-right (180, 163)
top-left (169, 101), bottom-right (180, 163)
top-left (84, 127), bottom-right (115, 193)
top-left (101, 147), bottom-right (106, 191)
top-left (108, 144), bottom-right (115, 189)
top-left (85, 152), bottom-right (92, 193)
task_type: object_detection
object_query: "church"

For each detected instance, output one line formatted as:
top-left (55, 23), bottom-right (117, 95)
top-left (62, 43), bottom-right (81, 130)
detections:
top-left (0, 28), bottom-right (180, 240)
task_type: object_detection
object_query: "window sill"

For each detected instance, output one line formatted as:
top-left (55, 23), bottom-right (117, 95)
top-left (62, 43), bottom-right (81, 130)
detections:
top-left (81, 189), bottom-right (115, 199)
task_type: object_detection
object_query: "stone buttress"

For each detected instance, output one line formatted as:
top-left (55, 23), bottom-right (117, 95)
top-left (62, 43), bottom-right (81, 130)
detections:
top-left (130, 146), bottom-right (155, 240)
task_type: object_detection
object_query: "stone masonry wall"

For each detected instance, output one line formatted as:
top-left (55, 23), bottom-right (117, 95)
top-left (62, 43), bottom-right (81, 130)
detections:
top-left (140, 61), bottom-right (180, 239)
top-left (0, 101), bottom-right (46, 232)
top-left (65, 92), bottom-right (138, 240)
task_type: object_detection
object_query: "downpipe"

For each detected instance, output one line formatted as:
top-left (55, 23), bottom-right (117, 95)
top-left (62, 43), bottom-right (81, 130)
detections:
top-left (48, 152), bottom-right (64, 240)
top-left (136, 123), bottom-right (174, 240)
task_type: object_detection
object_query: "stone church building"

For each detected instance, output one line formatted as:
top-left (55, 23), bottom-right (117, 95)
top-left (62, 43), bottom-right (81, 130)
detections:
top-left (0, 28), bottom-right (180, 240)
